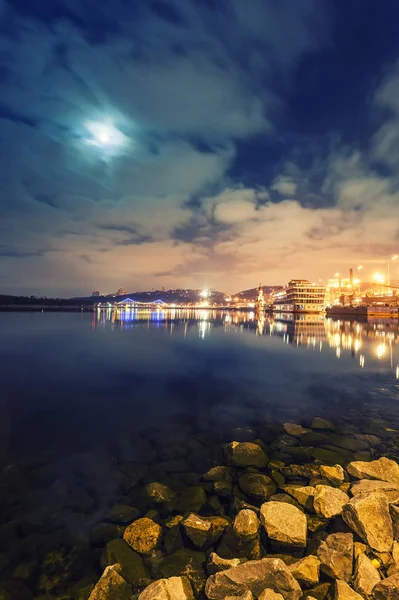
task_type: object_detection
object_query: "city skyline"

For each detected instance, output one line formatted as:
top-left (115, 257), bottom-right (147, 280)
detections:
top-left (1, 1), bottom-right (399, 296)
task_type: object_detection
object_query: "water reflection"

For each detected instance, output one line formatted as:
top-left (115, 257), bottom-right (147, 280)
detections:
top-left (95, 307), bottom-right (399, 378)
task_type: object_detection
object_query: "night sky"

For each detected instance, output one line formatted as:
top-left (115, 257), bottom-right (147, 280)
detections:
top-left (1, 0), bottom-right (399, 296)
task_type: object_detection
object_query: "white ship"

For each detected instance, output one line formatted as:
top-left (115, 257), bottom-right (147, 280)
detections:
top-left (272, 279), bottom-right (326, 313)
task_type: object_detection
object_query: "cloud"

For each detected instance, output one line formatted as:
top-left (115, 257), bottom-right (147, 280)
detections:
top-left (271, 176), bottom-right (297, 197)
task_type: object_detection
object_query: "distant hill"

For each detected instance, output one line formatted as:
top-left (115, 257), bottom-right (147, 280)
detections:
top-left (232, 285), bottom-right (284, 300)
top-left (70, 289), bottom-right (227, 304)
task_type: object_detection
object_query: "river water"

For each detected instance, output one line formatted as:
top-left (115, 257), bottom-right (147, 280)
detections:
top-left (1, 309), bottom-right (399, 598)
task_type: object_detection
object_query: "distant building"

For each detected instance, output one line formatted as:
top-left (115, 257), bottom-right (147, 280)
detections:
top-left (272, 280), bottom-right (326, 313)
top-left (92, 290), bottom-right (100, 297)
top-left (117, 287), bottom-right (126, 296)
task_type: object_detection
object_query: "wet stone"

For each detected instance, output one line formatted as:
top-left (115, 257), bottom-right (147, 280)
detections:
top-left (203, 466), bottom-right (233, 482)
top-left (105, 538), bottom-right (150, 589)
top-left (205, 557), bottom-right (302, 600)
top-left (88, 565), bottom-right (132, 600)
top-left (225, 442), bottom-right (269, 468)
top-left (311, 417), bottom-right (335, 430)
top-left (157, 549), bottom-right (206, 597)
top-left (145, 482), bottom-right (176, 510)
top-left (284, 423), bottom-right (310, 437)
top-left (239, 473), bottom-right (276, 502)
top-left (123, 518), bottom-right (162, 555)
top-left (177, 486), bottom-right (207, 513)
top-left (90, 523), bottom-right (125, 545)
top-left (289, 555), bottom-right (320, 587)
top-left (317, 532), bottom-right (353, 582)
top-left (260, 501), bottom-right (307, 548)
top-left (313, 485), bottom-right (349, 519)
top-left (105, 504), bottom-right (140, 524)
top-left (342, 492), bottom-right (394, 553)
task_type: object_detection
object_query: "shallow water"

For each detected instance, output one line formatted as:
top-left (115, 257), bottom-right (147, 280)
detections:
top-left (1, 309), bottom-right (399, 598)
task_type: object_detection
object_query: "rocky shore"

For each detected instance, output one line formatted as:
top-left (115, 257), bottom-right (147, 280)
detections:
top-left (2, 406), bottom-right (399, 599)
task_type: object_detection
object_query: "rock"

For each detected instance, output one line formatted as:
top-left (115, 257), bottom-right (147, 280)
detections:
top-left (354, 434), bottom-right (381, 448)
top-left (90, 522), bottom-right (125, 545)
top-left (326, 434), bottom-right (369, 453)
top-left (342, 493), bottom-right (393, 552)
top-left (226, 592), bottom-right (254, 600)
top-left (164, 523), bottom-right (185, 554)
top-left (181, 513), bottom-right (212, 548)
top-left (284, 423), bottom-right (310, 437)
top-left (320, 465), bottom-right (346, 486)
top-left (269, 493), bottom-right (304, 512)
top-left (105, 504), bottom-right (140, 524)
top-left (390, 505), bottom-right (399, 541)
top-left (308, 516), bottom-right (329, 533)
top-left (388, 541), bottom-right (399, 576)
top-left (284, 446), bottom-right (315, 461)
top-left (239, 473), bottom-right (276, 501)
top-left (88, 565), bottom-right (132, 600)
top-left (302, 582), bottom-right (331, 600)
top-left (259, 590), bottom-right (284, 600)
top-left (157, 549), bottom-right (206, 597)
top-left (354, 542), bottom-right (367, 558)
top-left (205, 558), bottom-right (301, 600)
top-left (203, 466), bottom-right (233, 482)
top-left (260, 501), bottom-right (307, 547)
top-left (138, 576), bottom-right (194, 600)
top-left (289, 555), bottom-right (320, 587)
top-left (207, 553), bottom-right (248, 575)
top-left (177, 486), bottom-right (207, 513)
top-left (281, 464), bottom-right (320, 480)
top-left (213, 481), bottom-right (233, 497)
top-left (312, 448), bottom-right (346, 466)
top-left (317, 533), bottom-right (353, 582)
top-left (311, 417), bottom-right (334, 430)
top-left (335, 580), bottom-right (363, 600)
top-left (347, 458), bottom-right (399, 486)
top-left (105, 539), bottom-right (150, 589)
top-left (284, 485), bottom-right (315, 510)
top-left (351, 480), bottom-right (399, 503)
top-left (271, 435), bottom-right (299, 449)
top-left (233, 510), bottom-right (260, 542)
top-left (123, 518), bottom-right (162, 555)
top-left (372, 572), bottom-right (399, 599)
top-left (354, 553), bottom-right (381, 597)
top-left (313, 485), bottom-right (349, 519)
top-left (225, 442), bottom-right (269, 468)
top-left (145, 482), bottom-right (176, 511)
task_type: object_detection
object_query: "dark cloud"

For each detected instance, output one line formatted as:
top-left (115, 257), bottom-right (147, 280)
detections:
top-left (1, 0), bottom-right (399, 295)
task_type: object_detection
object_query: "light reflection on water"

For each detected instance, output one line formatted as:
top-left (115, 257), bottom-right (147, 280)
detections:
top-left (95, 307), bottom-right (399, 380)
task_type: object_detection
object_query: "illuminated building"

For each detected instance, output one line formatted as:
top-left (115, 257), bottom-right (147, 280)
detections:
top-left (92, 290), bottom-right (100, 297)
top-left (272, 280), bottom-right (326, 313)
top-left (117, 287), bottom-right (126, 296)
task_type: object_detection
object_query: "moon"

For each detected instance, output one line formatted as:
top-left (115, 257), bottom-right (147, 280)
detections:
top-left (84, 121), bottom-right (128, 149)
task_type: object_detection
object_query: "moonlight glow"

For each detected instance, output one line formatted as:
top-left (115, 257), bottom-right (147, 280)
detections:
top-left (84, 121), bottom-right (128, 150)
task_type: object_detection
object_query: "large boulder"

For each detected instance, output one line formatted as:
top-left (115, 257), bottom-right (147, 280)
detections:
top-left (239, 474), bottom-right (276, 501)
top-left (233, 510), bottom-right (261, 542)
top-left (313, 486), bottom-right (349, 519)
top-left (347, 458), bottom-right (399, 486)
top-left (289, 555), bottom-right (320, 587)
top-left (342, 493), bottom-right (393, 552)
top-left (205, 558), bottom-right (301, 600)
top-left (123, 518), bottom-right (162, 555)
top-left (138, 576), bottom-right (194, 600)
top-left (317, 533), bottom-right (353, 582)
top-left (260, 501), bottom-right (307, 548)
top-left (335, 580), bottom-right (363, 600)
top-left (225, 442), bottom-right (269, 468)
top-left (372, 572), bottom-right (399, 599)
top-left (353, 553), bottom-right (380, 597)
top-left (88, 565), bottom-right (131, 600)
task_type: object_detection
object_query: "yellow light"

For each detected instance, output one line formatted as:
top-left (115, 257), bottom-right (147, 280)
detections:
top-left (334, 272), bottom-right (340, 277)
top-left (357, 265), bottom-right (363, 270)
top-left (200, 290), bottom-right (210, 298)
top-left (376, 343), bottom-right (386, 359)
top-left (392, 255), bottom-right (398, 260)
top-left (353, 278), bottom-right (361, 285)
top-left (373, 273), bottom-right (385, 284)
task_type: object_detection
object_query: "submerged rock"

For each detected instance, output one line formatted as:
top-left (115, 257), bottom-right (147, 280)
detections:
top-left (283, 423), bottom-right (310, 437)
top-left (260, 501), bottom-right (307, 547)
top-left (225, 442), bottom-right (269, 468)
top-left (123, 518), bottom-right (162, 555)
top-left (203, 466), bottom-right (233, 482)
top-left (311, 417), bottom-right (334, 430)
top-left (138, 576), bottom-right (194, 600)
top-left (105, 539), bottom-right (150, 589)
top-left (347, 457), bottom-right (399, 486)
top-left (313, 485), bottom-right (349, 519)
top-left (317, 533), bottom-right (353, 582)
top-left (342, 492), bottom-right (393, 552)
top-left (205, 558), bottom-right (301, 600)
top-left (88, 565), bottom-right (131, 600)
top-left (177, 486), bottom-right (207, 513)
top-left (239, 473), bottom-right (276, 501)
